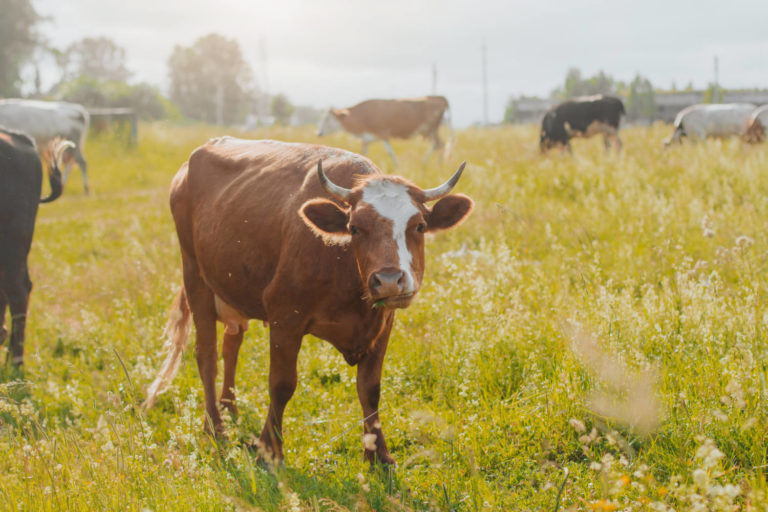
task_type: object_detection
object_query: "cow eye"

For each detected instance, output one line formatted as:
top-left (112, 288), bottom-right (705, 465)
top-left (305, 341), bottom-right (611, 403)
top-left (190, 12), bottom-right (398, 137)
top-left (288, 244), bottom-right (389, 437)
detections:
top-left (349, 225), bottom-right (359, 235)
top-left (416, 223), bottom-right (426, 233)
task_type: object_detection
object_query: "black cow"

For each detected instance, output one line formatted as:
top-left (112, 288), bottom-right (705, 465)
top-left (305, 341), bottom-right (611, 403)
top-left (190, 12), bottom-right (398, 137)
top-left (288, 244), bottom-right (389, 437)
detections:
top-left (540, 95), bottom-right (625, 153)
top-left (0, 128), bottom-right (69, 366)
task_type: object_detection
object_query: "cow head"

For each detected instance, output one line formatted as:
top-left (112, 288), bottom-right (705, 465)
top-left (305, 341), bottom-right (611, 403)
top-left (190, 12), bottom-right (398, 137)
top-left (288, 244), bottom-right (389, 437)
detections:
top-left (316, 108), bottom-right (344, 136)
top-left (300, 161), bottom-right (473, 309)
top-left (663, 125), bottom-right (686, 147)
top-left (539, 111), bottom-right (568, 152)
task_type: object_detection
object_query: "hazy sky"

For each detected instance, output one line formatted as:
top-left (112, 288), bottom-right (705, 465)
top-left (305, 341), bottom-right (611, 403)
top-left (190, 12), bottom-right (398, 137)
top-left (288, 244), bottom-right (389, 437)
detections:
top-left (33, 0), bottom-right (768, 127)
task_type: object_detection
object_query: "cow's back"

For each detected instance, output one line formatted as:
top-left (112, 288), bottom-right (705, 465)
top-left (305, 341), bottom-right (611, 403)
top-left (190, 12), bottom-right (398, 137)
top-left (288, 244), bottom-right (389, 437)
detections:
top-left (171, 138), bottom-right (379, 317)
top-left (676, 104), bottom-right (755, 137)
top-left (347, 97), bottom-right (448, 139)
top-left (0, 100), bottom-right (89, 145)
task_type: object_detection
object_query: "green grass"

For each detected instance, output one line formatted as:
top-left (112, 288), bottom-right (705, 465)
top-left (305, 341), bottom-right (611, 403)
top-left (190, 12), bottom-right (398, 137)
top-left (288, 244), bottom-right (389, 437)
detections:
top-left (2, 122), bottom-right (768, 511)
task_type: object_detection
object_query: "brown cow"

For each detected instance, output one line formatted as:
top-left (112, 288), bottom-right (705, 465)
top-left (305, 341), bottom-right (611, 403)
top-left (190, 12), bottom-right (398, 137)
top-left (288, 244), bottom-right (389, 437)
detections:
top-left (145, 138), bottom-right (473, 465)
top-left (316, 96), bottom-right (452, 165)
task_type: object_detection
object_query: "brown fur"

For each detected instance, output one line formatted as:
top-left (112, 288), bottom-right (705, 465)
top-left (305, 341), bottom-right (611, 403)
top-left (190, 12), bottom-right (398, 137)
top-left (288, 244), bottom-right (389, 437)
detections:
top-left (743, 119), bottom-right (766, 143)
top-left (333, 96), bottom-right (448, 142)
top-left (146, 139), bottom-right (473, 465)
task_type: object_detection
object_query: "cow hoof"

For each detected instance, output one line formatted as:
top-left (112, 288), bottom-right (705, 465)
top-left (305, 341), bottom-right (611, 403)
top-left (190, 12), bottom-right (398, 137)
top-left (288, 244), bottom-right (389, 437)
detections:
top-left (219, 399), bottom-right (238, 416)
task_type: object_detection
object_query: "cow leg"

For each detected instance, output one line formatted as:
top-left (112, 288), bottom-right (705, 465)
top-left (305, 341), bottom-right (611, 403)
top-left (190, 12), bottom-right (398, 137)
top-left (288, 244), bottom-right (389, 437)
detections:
top-left (220, 327), bottom-right (244, 415)
top-left (382, 140), bottom-right (399, 166)
top-left (258, 326), bottom-right (302, 463)
top-left (0, 293), bottom-right (7, 347)
top-left (74, 150), bottom-right (89, 195)
top-left (614, 133), bottom-right (623, 152)
top-left (357, 317), bottom-right (395, 465)
top-left (422, 132), bottom-right (442, 164)
top-left (182, 257), bottom-right (222, 434)
top-left (5, 268), bottom-right (31, 366)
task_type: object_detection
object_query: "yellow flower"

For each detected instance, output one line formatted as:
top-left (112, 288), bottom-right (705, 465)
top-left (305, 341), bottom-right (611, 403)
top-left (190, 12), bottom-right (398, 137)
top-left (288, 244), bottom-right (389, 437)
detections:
top-left (588, 499), bottom-right (619, 511)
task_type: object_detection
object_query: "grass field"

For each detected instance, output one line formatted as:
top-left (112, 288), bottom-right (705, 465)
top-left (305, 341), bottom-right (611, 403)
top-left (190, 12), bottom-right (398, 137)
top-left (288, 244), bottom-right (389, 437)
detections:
top-left (2, 122), bottom-right (768, 511)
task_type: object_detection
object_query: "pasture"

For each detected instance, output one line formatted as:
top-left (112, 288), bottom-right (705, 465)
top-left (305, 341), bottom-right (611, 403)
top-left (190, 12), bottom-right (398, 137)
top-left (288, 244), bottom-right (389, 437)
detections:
top-left (2, 123), bottom-right (767, 511)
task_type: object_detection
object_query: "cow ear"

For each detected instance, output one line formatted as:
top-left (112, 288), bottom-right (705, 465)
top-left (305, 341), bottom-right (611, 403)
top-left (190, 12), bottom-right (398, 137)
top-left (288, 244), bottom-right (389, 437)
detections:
top-left (332, 108), bottom-right (349, 119)
top-left (425, 194), bottom-right (474, 232)
top-left (299, 199), bottom-right (351, 245)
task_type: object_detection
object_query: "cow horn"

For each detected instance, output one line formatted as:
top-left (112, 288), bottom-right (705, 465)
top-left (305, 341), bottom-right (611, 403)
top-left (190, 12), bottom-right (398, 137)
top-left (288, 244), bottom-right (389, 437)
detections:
top-left (422, 161), bottom-right (467, 201)
top-left (317, 160), bottom-right (351, 201)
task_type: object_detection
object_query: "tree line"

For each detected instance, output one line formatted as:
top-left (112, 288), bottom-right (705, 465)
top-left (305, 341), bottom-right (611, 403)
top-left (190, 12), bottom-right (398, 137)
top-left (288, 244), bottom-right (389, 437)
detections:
top-left (0, 0), bottom-right (306, 125)
top-left (504, 68), bottom-right (656, 123)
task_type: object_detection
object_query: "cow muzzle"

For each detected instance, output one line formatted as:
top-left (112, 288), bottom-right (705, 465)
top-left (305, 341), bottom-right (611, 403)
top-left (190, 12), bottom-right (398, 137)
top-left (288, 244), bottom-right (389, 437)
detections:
top-left (369, 268), bottom-right (415, 309)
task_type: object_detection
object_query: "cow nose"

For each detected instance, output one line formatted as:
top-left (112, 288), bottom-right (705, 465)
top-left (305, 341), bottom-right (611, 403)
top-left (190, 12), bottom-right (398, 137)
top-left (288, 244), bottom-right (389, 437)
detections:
top-left (369, 269), bottom-right (407, 297)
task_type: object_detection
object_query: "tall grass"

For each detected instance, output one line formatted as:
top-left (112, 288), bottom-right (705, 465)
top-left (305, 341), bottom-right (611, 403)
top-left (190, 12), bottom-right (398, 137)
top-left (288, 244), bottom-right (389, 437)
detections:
top-left (1, 122), bottom-right (767, 510)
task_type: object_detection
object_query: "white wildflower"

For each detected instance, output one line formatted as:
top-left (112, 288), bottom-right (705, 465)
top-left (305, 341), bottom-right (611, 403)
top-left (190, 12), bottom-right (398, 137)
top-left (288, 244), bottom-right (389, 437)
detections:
top-left (568, 418), bottom-right (586, 433)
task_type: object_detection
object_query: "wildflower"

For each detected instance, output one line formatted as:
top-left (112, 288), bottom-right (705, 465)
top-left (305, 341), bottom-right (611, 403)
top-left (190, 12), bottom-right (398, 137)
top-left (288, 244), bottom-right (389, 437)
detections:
top-left (692, 468), bottom-right (708, 488)
top-left (569, 418), bottom-right (586, 433)
top-left (701, 216), bottom-right (715, 238)
top-left (735, 235), bottom-right (753, 248)
top-left (588, 499), bottom-right (619, 511)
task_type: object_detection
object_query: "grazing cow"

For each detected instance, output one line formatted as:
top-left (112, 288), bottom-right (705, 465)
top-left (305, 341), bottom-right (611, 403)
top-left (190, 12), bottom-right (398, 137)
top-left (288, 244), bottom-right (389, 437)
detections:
top-left (0, 128), bottom-right (72, 366)
top-left (145, 138), bottom-right (473, 465)
top-left (664, 103), bottom-right (755, 146)
top-left (743, 105), bottom-right (768, 143)
top-left (316, 96), bottom-right (451, 165)
top-left (540, 95), bottom-right (625, 153)
top-left (0, 99), bottom-right (90, 194)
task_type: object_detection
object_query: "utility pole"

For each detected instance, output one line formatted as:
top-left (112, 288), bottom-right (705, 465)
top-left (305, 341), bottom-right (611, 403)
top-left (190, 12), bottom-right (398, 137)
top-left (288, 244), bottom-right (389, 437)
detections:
top-left (713, 55), bottom-right (720, 103)
top-left (481, 40), bottom-right (489, 125)
top-left (432, 62), bottom-right (437, 94)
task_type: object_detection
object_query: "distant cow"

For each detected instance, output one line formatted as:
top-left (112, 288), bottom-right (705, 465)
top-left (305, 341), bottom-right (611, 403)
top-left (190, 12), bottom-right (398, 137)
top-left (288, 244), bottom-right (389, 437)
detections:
top-left (540, 95), bottom-right (625, 153)
top-left (664, 103), bottom-right (755, 146)
top-left (0, 99), bottom-right (90, 193)
top-left (317, 96), bottom-right (451, 165)
top-left (0, 128), bottom-right (72, 366)
top-left (743, 105), bottom-right (768, 143)
top-left (145, 139), bottom-right (473, 465)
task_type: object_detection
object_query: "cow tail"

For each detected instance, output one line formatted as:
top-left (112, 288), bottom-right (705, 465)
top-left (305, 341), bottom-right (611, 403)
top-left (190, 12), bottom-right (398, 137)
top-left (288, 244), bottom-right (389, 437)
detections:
top-left (40, 138), bottom-right (74, 203)
top-left (144, 287), bottom-right (192, 409)
top-left (443, 102), bottom-right (455, 160)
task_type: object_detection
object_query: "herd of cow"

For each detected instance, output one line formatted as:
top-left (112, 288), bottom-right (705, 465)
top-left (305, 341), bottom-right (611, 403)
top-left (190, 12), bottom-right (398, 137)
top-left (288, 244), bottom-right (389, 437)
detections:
top-left (1, 93), bottom-right (767, 466)
top-left (539, 95), bottom-right (768, 152)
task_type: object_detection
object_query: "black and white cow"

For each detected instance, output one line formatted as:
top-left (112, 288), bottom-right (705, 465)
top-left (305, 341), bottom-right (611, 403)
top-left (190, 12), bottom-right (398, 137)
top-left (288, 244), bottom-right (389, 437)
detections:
top-left (540, 95), bottom-right (625, 153)
top-left (0, 99), bottom-right (90, 194)
top-left (0, 128), bottom-right (71, 366)
top-left (664, 103), bottom-right (755, 146)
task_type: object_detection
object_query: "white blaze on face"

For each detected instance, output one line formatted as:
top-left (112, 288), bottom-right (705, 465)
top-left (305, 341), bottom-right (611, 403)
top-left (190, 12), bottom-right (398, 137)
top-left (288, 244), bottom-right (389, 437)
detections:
top-left (317, 109), bottom-right (341, 136)
top-left (362, 180), bottom-right (419, 293)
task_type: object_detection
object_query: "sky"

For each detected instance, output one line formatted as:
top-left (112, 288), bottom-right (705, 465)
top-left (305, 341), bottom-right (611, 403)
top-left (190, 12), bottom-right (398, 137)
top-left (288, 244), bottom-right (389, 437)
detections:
top-left (31, 0), bottom-right (768, 127)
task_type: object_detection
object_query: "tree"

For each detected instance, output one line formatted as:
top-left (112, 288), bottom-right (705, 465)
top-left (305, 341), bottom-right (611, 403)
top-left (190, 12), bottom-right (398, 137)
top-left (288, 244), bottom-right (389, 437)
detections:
top-left (56, 76), bottom-right (175, 120)
top-left (552, 68), bottom-right (616, 99)
top-left (271, 94), bottom-right (294, 125)
top-left (626, 74), bottom-right (655, 121)
top-left (0, 0), bottom-right (43, 96)
top-left (60, 37), bottom-right (131, 83)
top-left (168, 33), bottom-right (254, 124)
